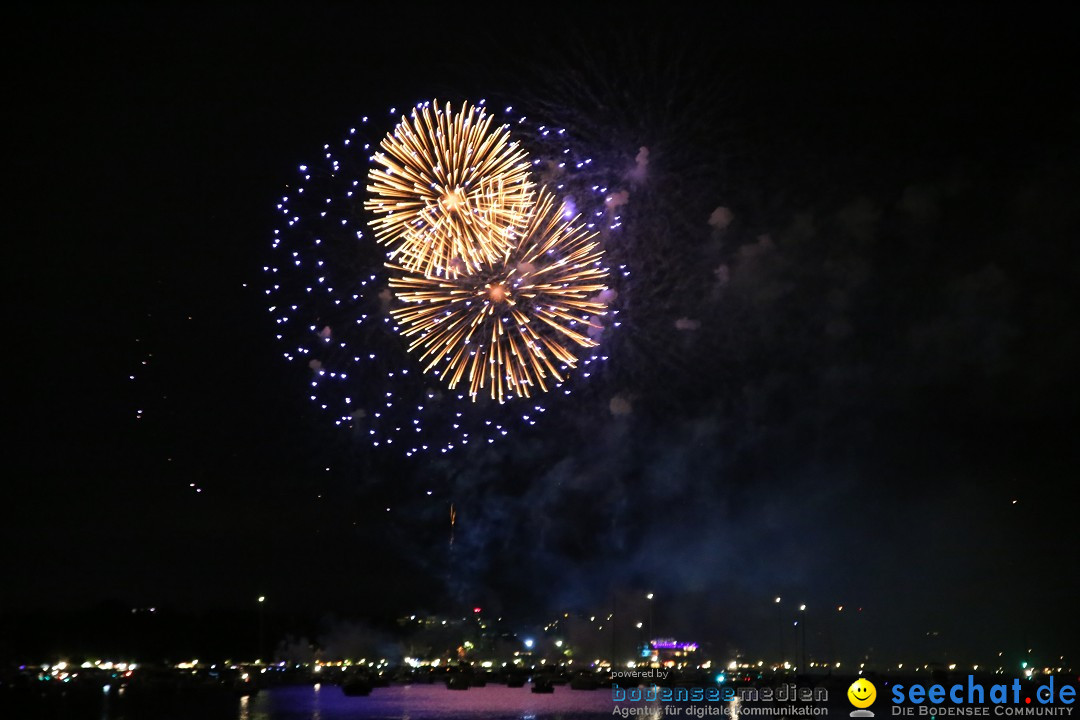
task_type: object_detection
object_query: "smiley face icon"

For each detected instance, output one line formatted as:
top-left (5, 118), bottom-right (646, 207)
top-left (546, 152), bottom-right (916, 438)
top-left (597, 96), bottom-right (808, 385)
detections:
top-left (848, 678), bottom-right (877, 709)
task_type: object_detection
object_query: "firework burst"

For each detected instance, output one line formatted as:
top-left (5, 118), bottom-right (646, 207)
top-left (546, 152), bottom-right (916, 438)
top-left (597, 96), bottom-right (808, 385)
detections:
top-left (389, 190), bottom-right (609, 404)
top-left (365, 100), bottom-right (535, 277)
top-left (268, 100), bottom-right (618, 455)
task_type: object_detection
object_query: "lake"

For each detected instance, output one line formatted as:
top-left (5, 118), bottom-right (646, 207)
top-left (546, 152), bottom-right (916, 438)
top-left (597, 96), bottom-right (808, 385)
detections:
top-left (240, 684), bottom-right (617, 720)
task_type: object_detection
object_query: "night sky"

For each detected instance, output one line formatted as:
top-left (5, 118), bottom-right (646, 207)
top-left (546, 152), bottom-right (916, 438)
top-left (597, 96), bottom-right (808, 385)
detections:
top-left (7, 4), bottom-right (1078, 664)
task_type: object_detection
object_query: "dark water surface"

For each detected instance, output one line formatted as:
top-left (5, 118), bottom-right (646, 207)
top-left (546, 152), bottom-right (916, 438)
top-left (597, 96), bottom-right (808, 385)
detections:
top-left (240, 684), bottom-right (616, 720)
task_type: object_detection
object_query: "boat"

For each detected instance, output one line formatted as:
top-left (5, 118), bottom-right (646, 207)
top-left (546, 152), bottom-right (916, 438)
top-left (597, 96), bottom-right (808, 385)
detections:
top-left (531, 677), bottom-right (555, 694)
top-left (341, 678), bottom-right (372, 696)
top-left (446, 674), bottom-right (470, 690)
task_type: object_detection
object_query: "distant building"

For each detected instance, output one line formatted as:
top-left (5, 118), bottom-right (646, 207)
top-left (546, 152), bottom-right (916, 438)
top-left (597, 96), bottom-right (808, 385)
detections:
top-left (646, 638), bottom-right (699, 664)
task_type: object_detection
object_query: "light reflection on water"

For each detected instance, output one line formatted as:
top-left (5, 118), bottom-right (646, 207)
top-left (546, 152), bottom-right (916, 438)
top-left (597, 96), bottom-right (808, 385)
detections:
top-left (242, 684), bottom-right (615, 720)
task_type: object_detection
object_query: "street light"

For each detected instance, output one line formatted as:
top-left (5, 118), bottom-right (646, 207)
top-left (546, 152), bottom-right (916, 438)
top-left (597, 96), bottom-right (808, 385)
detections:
top-left (646, 593), bottom-right (655, 651)
top-left (775, 597), bottom-right (783, 670)
top-left (799, 605), bottom-right (807, 674)
top-left (257, 596), bottom-right (266, 662)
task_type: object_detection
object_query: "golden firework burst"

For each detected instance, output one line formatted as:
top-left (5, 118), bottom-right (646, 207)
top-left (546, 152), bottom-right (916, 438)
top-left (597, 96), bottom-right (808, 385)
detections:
top-left (388, 191), bottom-right (608, 403)
top-left (365, 100), bottom-right (535, 277)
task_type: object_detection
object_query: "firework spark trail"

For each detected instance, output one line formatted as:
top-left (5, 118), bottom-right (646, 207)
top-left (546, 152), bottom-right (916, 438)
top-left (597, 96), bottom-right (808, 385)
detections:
top-left (389, 191), bottom-right (609, 404)
top-left (365, 100), bottom-right (535, 277)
